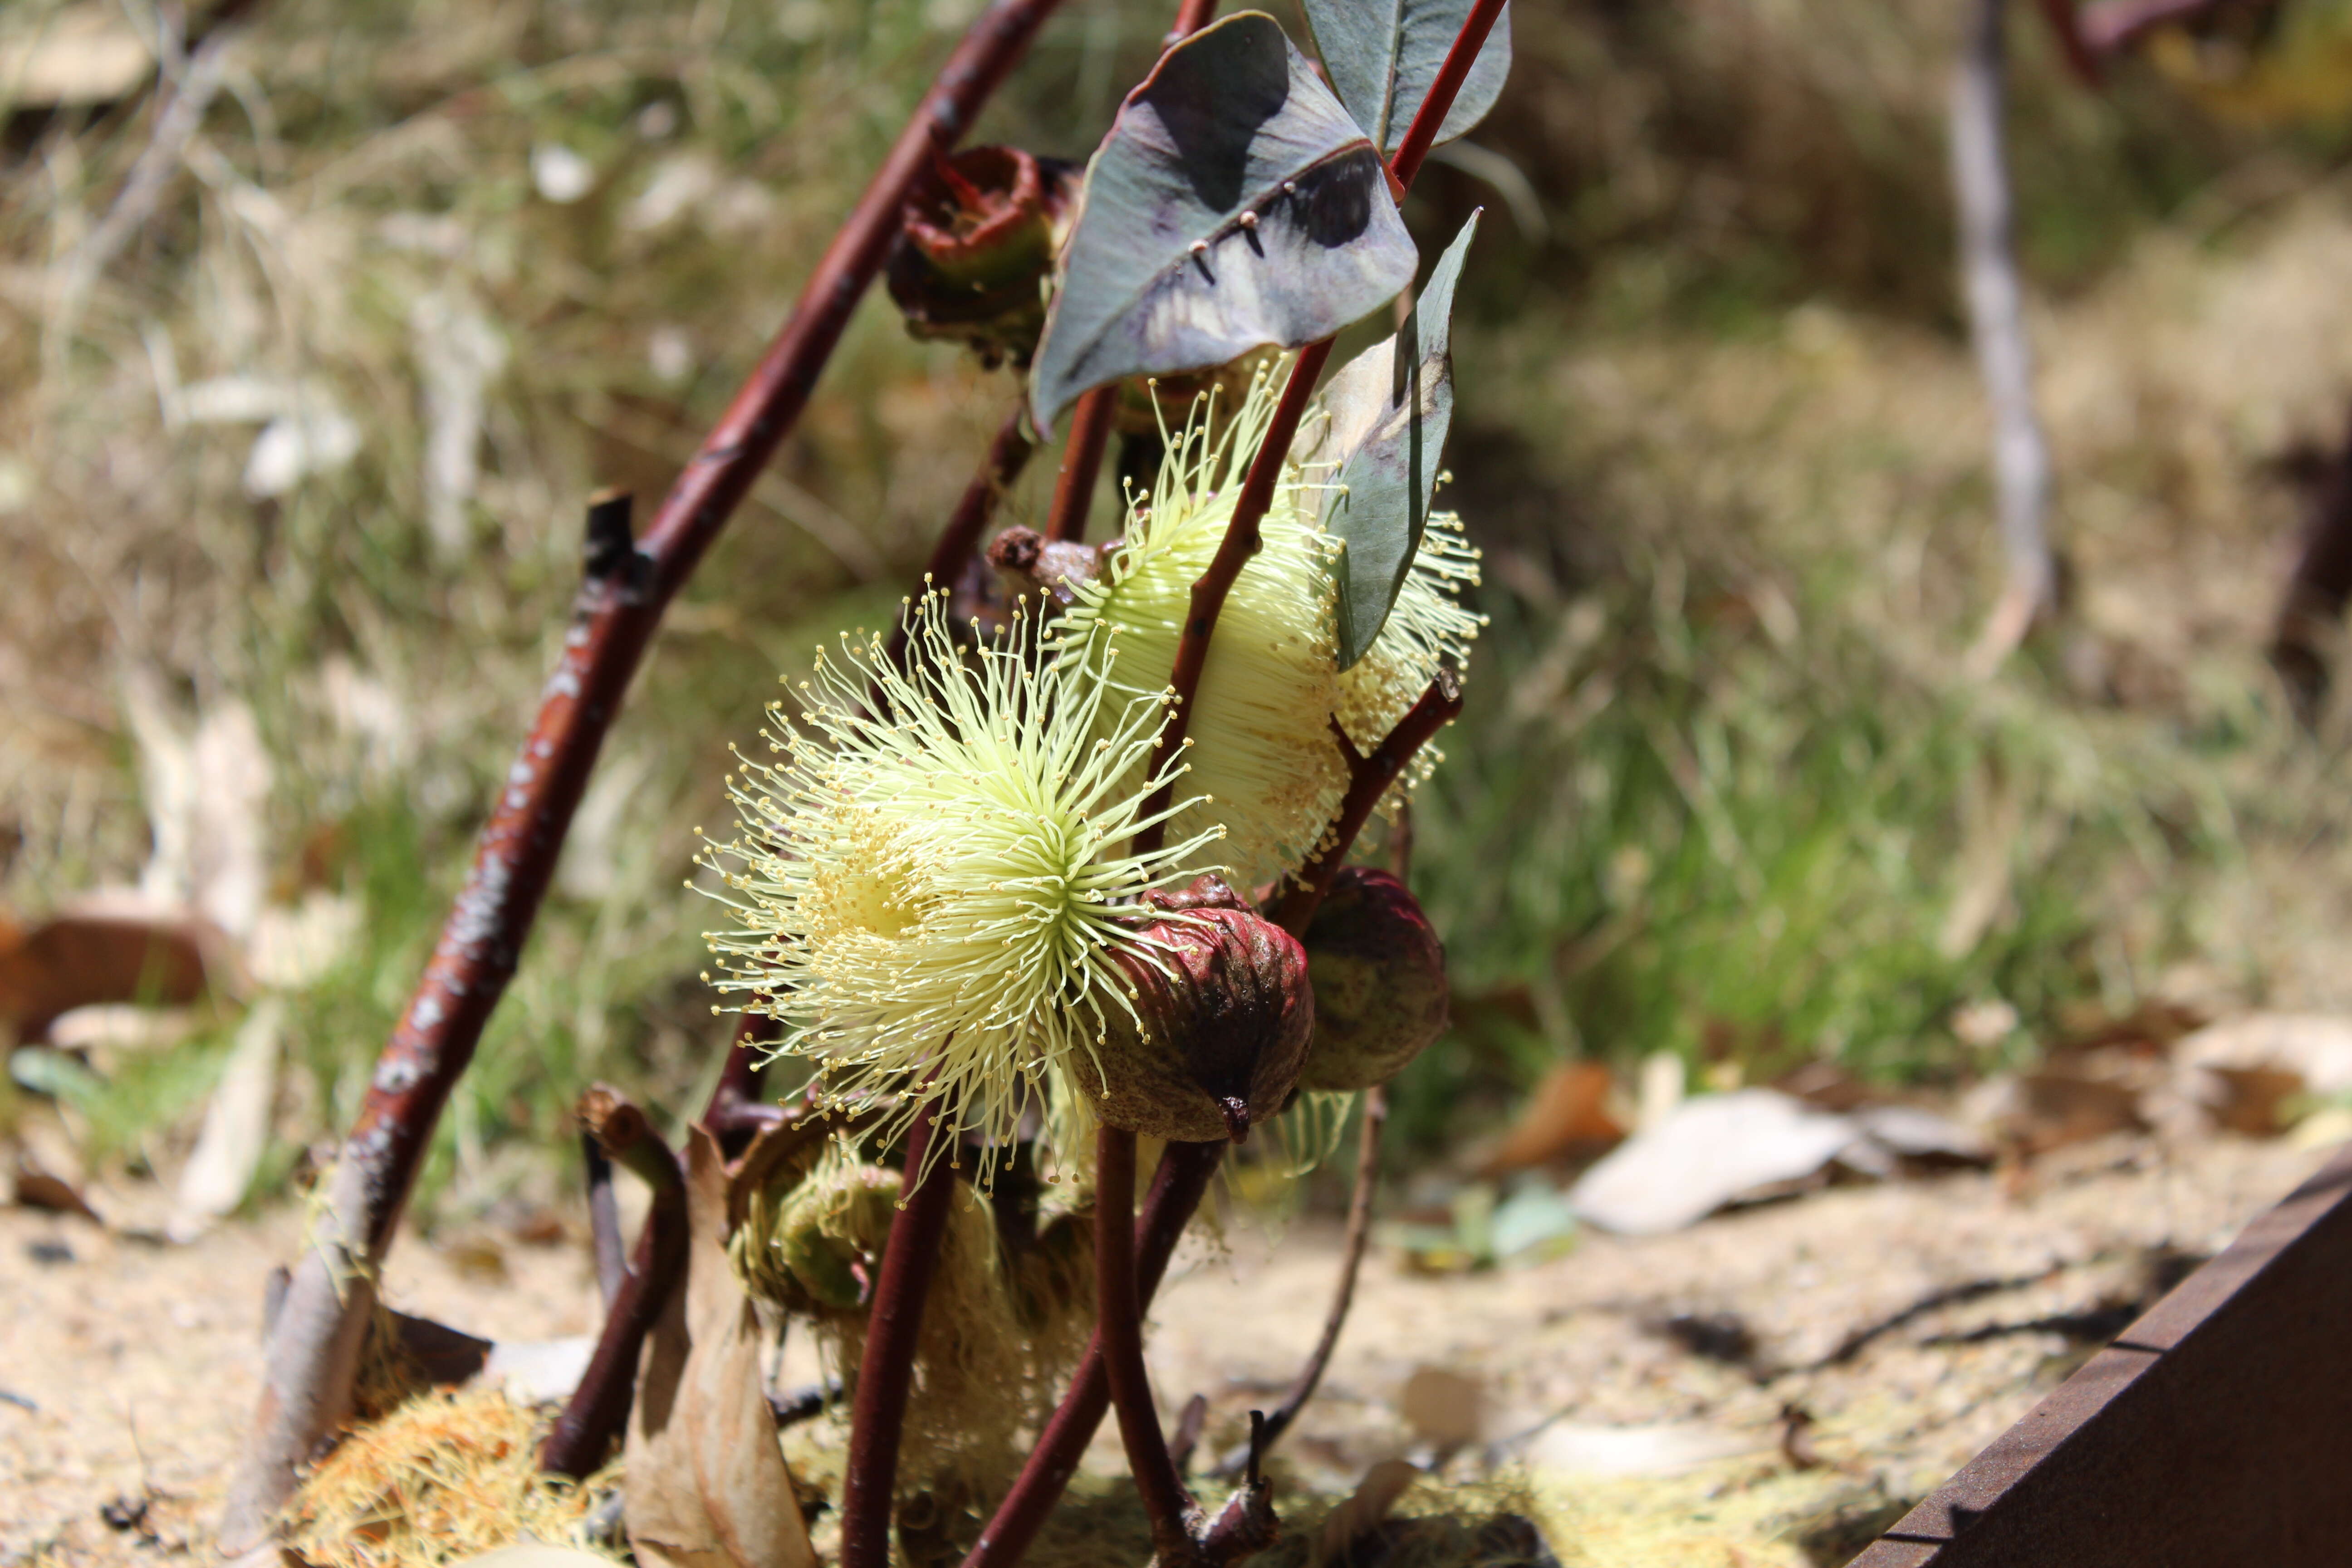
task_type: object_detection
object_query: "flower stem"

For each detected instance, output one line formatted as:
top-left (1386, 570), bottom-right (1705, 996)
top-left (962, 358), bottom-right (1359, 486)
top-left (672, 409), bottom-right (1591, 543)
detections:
top-left (1240, 1086), bottom-right (1385, 1465)
top-left (1097, 1126), bottom-right (1202, 1562)
top-left (540, 1085), bottom-right (687, 1478)
top-left (1268, 672), bottom-right (1462, 935)
top-left (1384, 0), bottom-right (1510, 190)
top-left (890, 401), bottom-right (1034, 666)
top-left (219, 5), bottom-right (1063, 1544)
top-left (961, 1140), bottom-right (1225, 1568)
top-left (840, 1097), bottom-right (960, 1568)
top-left (1045, 386), bottom-right (1118, 543)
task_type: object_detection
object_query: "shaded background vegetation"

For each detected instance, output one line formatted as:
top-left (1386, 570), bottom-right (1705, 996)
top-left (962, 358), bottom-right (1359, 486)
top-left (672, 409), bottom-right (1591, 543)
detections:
top-left (7, 0), bottom-right (2352, 1220)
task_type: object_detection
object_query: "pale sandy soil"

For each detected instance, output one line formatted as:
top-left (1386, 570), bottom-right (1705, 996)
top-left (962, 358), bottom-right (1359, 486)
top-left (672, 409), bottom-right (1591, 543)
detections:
top-left (1, 1131), bottom-right (2334, 1567)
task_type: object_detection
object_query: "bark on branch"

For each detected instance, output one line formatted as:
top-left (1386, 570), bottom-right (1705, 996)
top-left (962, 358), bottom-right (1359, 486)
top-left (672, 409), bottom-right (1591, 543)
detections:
top-left (218, 3), bottom-right (1064, 1545)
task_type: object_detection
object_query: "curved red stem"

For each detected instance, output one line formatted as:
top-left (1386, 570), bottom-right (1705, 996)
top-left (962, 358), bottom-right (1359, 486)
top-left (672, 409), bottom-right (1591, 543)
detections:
top-left (840, 1099), bottom-right (960, 1568)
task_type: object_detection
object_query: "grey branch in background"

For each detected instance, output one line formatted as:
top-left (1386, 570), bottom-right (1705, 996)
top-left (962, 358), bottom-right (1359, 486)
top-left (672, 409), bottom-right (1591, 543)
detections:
top-left (1953, 0), bottom-right (2057, 675)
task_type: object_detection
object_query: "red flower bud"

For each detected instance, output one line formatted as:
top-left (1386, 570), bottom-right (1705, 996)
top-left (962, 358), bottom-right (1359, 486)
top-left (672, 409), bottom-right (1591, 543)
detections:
top-left (885, 146), bottom-right (1079, 369)
top-left (1297, 867), bottom-right (1449, 1093)
top-left (1069, 882), bottom-right (1312, 1142)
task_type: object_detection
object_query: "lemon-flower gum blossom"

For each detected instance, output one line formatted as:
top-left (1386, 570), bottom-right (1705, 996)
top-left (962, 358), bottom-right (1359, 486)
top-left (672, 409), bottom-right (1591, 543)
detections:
top-left (695, 594), bottom-right (1221, 1188)
top-left (1333, 502), bottom-right (1483, 785)
top-left (1051, 367), bottom-right (1349, 889)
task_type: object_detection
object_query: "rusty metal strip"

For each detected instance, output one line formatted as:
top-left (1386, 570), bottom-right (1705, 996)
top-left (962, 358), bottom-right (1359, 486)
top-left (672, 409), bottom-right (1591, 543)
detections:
top-left (1850, 1141), bottom-right (2352, 1566)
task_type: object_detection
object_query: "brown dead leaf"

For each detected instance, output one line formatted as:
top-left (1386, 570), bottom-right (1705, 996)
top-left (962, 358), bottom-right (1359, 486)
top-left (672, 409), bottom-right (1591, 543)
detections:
top-left (1398, 1366), bottom-right (1483, 1449)
top-left (1479, 1062), bottom-right (1622, 1175)
top-left (10, 1148), bottom-right (103, 1222)
top-left (2014, 1072), bottom-right (2147, 1153)
top-left (625, 1126), bottom-right (816, 1568)
top-left (0, 906), bottom-right (219, 1039)
top-left (2201, 1064), bottom-right (2306, 1137)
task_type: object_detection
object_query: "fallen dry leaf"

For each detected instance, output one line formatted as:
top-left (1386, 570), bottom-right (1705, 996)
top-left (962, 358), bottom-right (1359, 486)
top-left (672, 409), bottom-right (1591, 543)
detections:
top-left (0, 905), bottom-right (219, 1039)
top-left (1399, 1365), bottom-right (1483, 1448)
top-left (1478, 1061), bottom-right (1622, 1174)
top-left (1566, 1090), bottom-right (1862, 1235)
top-left (2014, 1071), bottom-right (2147, 1153)
top-left (2200, 1064), bottom-right (2307, 1137)
top-left (625, 1127), bottom-right (816, 1568)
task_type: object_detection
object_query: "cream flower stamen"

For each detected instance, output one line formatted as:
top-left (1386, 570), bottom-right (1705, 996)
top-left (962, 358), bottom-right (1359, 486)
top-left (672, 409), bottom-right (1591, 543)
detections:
top-left (697, 593), bottom-right (1218, 1186)
top-left (1053, 365), bottom-right (1349, 888)
top-left (1335, 502), bottom-right (1484, 788)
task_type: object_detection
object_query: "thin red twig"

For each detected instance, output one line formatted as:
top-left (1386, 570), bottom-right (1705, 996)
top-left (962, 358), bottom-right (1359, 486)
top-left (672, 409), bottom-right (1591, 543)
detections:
top-left (1134, 338), bottom-right (1334, 850)
top-left (1166, 0), bottom-right (1220, 44)
top-left (541, 1087), bottom-right (686, 1477)
top-left (1268, 674), bottom-right (1461, 935)
top-left (962, 1142), bottom-right (1225, 1568)
top-left (2031, 0), bottom-right (2104, 84)
top-left (840, 1099), bottom-right (960, 1568)
top-left (1096, 1126), bottom-right (1202, 1561)
top-left (1240, 1087), bottom-right (1385, 1465)
top-left (889, 402), bottom-right (1035, 666)
top-left (1385, 0), bottom-right (1510, 189)
top-left (220, 5), bottom-right (1063, 1543)
top-left (1045, 385), bottom-right (1118, 543)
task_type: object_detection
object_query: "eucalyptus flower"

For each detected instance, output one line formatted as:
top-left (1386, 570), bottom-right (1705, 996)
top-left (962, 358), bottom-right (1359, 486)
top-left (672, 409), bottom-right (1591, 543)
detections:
top-left (1053, 368), bottom-right (1348, 888)
top-left (1335, 504), bottom-right (1483, 787)
top-left (697, 594), bottom-right (1217, 1185)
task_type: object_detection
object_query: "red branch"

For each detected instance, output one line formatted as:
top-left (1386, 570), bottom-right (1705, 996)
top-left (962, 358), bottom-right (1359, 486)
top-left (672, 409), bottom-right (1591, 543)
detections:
top-left (218, 2), bottom-right (1064, 1545)
top-left (1045, 385), bottom-right (1118, 542)
top-left (962, 1141), bottom-right (1225, 1568)
top-left (1096, 1126), bottom-right (1201, 1561)
top-left (1243, 1085), bottom-right (1385, 1463)
top-left (540, 1087), bottom-right (686, 1477)
top-left (890, 402), bottom-right (1035, 666)
top-left (2031, 0), bottom-right (2105, 84)
top-left (1269, 673), bottom-right (1461, 935)
top-left (1386, 0), bottom-right (1510, 190)
top-left (839, 1100), bottom-right (960, 1568)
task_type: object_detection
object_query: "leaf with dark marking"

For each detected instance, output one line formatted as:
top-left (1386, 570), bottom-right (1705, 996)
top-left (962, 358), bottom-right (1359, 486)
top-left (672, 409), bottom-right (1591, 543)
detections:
top-left (1295, 211), bottom-right (1479, 669)
top-left (1304, 0), bottom-right (1514, 157)
top-left (1028, 11), bottom-right (1418, 434)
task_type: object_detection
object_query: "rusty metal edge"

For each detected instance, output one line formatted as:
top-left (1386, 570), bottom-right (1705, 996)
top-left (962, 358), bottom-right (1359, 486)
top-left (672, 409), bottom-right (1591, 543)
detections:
top-left (1848, 1138), bottom-right (2352, 1567)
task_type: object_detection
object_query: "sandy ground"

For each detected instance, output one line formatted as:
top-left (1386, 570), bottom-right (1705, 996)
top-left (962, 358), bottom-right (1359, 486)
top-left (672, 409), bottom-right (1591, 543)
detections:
top-left (1, 1131), bottom-right (2334, 1566)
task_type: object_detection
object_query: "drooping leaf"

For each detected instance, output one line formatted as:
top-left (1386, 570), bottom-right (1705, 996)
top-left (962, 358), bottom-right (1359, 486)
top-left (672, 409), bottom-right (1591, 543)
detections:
top-left (1028, 11), bottom-right (1418, 434)
top-left (625, 1127), bottom-right (817, 1568)
top-left (1294, 211), bottom-right (1479, 669)
top-left (1303, 0), bottom-right (1514, 158)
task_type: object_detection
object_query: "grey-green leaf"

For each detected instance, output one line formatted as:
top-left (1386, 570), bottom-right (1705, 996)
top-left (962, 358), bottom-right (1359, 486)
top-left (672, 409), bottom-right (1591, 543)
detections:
top-left (1303, 0), bottom-right (1514, 157)
top-left (1294, 211), bottom-right (1480, 671)
top-left (1027, 11), bottom-right (1419, 435)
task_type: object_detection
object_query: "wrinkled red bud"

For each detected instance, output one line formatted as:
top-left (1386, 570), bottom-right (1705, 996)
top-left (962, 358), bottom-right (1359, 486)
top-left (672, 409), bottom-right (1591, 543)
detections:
top-left (1296, 867), bottom-right (1449, 1093)
top-left (1070, 888), bottom-right (1312, 1142)
top-left (885, 146), bottom-right (1079, 369)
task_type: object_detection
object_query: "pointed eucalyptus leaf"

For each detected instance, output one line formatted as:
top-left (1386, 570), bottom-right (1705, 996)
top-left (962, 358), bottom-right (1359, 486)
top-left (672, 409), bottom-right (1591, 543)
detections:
top-left (1295, 211), bottom-right (1480, 670)
top-left (1028, 11), bottom-right (1419, 435)
top-left (1304, 0), bottom-right (1514, 158)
